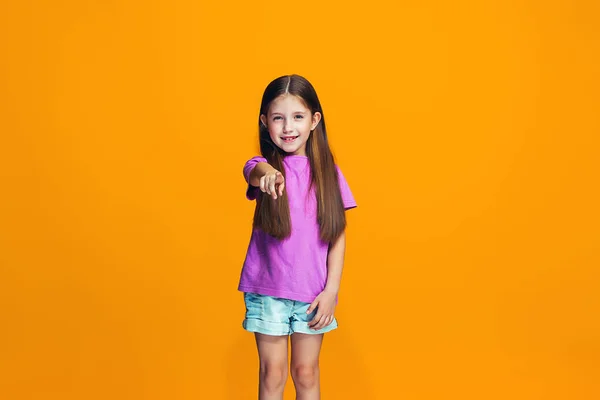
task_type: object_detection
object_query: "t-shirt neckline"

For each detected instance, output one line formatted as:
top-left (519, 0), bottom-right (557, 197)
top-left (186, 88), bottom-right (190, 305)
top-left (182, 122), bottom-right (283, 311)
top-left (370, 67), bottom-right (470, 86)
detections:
top-left (285, 155), bottom-right (308, 159)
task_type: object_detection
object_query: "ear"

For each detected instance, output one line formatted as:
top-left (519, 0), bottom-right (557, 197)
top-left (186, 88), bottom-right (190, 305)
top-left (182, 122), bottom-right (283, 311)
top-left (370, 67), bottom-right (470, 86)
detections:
top-left (260, 114), bottom-right (268, 128)
top-left (311, 112), bottom-right (322, 131)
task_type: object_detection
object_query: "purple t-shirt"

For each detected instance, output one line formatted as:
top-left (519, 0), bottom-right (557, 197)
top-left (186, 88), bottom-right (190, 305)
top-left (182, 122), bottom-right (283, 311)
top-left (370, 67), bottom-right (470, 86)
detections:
top-left (238, 155), bottom-right (357, 303)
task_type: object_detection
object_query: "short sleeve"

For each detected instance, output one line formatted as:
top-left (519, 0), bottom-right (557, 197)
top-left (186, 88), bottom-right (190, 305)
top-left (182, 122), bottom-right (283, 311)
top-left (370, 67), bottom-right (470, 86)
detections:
top-left (336, 165), bottom-right (357, 210)
top-left (243, 156), bottom-right (268, 200)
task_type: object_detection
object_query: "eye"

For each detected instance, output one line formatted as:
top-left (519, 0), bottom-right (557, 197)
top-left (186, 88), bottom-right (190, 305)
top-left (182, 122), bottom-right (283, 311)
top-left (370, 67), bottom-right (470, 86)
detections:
top-left (273, 116), bottom-right (282, 121)
top-left (295, 115), bottom-right (304, 119)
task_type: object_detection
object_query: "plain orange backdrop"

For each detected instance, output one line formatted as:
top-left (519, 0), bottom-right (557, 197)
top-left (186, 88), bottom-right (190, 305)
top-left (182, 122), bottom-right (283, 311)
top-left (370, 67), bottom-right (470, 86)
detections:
top-left (1, 0), bottom-right (599, 399)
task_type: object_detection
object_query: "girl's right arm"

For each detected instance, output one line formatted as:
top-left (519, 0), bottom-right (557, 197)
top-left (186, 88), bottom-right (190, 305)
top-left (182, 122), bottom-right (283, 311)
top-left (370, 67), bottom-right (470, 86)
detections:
top-left (249, 162), bottom-right (285, 200)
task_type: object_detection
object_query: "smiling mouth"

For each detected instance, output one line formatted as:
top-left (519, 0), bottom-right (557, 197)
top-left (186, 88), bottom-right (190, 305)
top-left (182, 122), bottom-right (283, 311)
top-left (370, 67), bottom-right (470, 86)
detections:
top-left (282, 136), bottom-right (299, 143)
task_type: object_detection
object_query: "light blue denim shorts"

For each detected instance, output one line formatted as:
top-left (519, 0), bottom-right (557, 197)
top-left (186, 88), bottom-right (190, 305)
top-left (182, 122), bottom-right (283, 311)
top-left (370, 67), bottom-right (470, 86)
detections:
top-left (242, 292), bottom-right (338, 336)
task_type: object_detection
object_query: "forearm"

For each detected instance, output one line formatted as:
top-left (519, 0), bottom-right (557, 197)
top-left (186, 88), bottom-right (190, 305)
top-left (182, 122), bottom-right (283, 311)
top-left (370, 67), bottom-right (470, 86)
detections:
top-left (324, 230), bottom-right (346, 294)
top-left (248, 162), bottom-right (277, 187)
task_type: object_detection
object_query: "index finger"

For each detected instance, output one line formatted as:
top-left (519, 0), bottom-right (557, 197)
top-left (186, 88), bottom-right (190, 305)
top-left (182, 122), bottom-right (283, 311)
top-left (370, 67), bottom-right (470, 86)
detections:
top-left (275, 171), bottom-right (284, 183)
top-left (308, 313), bottom-right (324, 328)
top-left (269, 178), bottom-right (277, 199)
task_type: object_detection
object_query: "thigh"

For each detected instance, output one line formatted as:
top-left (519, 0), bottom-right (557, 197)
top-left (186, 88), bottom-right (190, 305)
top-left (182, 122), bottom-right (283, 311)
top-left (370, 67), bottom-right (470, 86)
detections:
top-left (290, 333), bottom-right (324, 367)
top-left (255, 333), bottom-right (289, 366)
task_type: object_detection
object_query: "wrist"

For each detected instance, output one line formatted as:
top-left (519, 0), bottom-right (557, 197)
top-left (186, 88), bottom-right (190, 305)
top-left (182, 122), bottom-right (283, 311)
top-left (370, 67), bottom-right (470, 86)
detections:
top-left (324, 286), bottom-right (339, 295)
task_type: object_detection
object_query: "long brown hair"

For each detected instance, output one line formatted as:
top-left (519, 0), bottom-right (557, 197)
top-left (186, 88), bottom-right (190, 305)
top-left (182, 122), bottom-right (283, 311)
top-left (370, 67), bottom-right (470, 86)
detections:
top-left (253, 74), bottom-right (346, 243)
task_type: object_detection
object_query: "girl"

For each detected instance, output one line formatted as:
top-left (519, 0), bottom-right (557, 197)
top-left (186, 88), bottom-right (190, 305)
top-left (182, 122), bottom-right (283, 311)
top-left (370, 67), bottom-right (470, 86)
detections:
top-left (239, 74), bottom-right (357, 400)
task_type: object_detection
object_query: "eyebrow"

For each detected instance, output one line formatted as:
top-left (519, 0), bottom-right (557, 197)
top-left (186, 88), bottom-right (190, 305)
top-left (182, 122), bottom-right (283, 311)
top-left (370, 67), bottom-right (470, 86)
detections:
top-left (270, 111), bottom-right (307, 116)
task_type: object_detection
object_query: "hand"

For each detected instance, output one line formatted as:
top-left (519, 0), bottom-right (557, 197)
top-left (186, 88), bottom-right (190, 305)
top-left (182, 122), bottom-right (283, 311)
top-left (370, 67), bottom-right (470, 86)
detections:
top-left (260, 169), bottom-right (285, 200)
top-left (306, 289), bottom-right (337, 331)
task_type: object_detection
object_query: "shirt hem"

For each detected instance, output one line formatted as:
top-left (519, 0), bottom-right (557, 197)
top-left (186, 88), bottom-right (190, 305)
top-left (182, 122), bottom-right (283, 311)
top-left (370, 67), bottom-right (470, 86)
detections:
top-left (238, 285), bottom-right (318, 304)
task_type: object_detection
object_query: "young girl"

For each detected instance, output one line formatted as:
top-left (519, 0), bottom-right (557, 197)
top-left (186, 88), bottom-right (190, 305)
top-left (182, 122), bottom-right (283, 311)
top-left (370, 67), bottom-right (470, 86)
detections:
top-left (238, 74), bottom-right (356, 400)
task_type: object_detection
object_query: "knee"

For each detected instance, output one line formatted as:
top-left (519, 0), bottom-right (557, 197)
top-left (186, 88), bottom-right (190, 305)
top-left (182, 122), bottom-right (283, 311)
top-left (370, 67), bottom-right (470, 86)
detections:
top-left (260, 362), bottom-right (288, 392)
top-left (291, 364), bottom-right (319, 389)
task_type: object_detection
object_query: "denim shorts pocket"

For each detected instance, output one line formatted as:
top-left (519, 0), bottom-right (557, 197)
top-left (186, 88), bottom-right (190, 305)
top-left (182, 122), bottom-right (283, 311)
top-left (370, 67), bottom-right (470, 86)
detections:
top-left (244, 292), bottom-right (264, 316)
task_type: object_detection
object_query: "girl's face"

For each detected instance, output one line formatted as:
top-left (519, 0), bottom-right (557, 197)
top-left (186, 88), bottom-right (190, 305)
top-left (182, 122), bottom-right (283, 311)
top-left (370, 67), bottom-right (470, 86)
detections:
top-left (260, 94), bottom-right (321, 156)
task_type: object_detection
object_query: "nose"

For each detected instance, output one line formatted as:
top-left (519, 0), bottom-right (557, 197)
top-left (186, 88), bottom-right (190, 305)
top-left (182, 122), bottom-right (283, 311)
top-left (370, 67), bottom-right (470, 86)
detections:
top-left (283, 118), bottom-right (294, 133)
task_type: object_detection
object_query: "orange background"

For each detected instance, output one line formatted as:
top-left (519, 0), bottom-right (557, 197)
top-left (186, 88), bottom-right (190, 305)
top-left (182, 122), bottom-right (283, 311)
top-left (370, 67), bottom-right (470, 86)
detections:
top-left (1, 1), bottom-right (599, 399)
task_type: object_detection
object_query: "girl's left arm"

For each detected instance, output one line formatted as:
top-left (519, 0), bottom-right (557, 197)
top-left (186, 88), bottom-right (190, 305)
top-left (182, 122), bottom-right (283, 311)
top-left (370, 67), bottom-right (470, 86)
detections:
top-left (306, 230), bottom-right (346, 330)
top-left (324, 230), bottom-right (346, 294)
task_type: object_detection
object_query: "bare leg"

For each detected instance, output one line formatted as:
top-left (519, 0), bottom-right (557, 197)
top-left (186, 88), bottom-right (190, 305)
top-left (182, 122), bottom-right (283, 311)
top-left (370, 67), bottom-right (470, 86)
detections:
top-left (255, 333), bottom-right (289, 400)
top-left (290, 333), bottom-right (324, 400)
